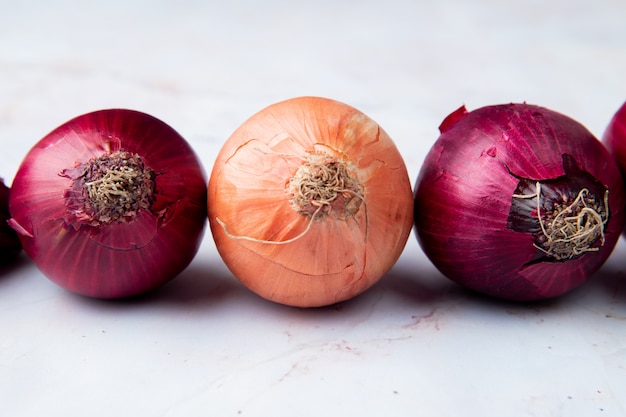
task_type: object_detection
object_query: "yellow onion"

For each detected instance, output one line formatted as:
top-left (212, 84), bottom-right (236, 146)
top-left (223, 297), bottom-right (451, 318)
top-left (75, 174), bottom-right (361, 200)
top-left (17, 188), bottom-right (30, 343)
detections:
top-left (208, 96), bottom-right (413, 307)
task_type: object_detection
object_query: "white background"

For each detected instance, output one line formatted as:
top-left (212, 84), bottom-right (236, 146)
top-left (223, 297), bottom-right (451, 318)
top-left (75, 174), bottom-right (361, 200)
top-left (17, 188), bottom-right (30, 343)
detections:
top-left (1, 1), bottom-right (625, 416)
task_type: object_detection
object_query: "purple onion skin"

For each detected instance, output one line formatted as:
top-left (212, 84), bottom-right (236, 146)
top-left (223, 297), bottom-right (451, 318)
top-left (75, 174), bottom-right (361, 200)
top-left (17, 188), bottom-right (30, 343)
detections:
top-left (602, 101), bottom-right (626, 236)
top-left (8, 109), bottom-right (207, 298)
top-left (414, 103), bottom-right (626, 301)
top-left (1, 179), bottom-right (21, 263)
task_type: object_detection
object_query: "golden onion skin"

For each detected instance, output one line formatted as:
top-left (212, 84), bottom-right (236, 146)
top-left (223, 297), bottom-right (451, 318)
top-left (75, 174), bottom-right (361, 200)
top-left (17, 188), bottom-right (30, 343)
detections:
top-left (208, 96), bottom-right (414, 307)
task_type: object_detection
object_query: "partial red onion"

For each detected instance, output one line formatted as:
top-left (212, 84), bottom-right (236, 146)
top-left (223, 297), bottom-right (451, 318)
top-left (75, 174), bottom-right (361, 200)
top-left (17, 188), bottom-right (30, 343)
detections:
top-left (8, 109), bottom-right (207, 298)
top-left (602, 101), bottom-right (626, 235)
top-left (603, 101), bottom-right (626, 172)
top-left (1, 179), bottom-right (21, 263)
top-left (414, 103), bottom-right (626, 301)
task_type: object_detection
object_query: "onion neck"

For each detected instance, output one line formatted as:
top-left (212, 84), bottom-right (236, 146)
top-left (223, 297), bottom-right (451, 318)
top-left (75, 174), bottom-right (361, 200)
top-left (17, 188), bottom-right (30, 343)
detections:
top-left (507, 154), bottom-right (609, 262)
top-left (287, 153), bottom-right (364, 220)
top-left (63, 150), bottom-right (156, 226)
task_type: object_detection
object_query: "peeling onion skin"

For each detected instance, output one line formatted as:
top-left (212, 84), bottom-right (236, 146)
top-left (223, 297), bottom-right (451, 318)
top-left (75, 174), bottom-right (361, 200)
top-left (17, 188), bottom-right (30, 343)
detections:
top-left (208, 96), bottom-right (414, 307)
top-left (1, 179), bottom-right (21, 263)
top-left (8, 109), bottom-right (207, 298)
top-left (414, 103), bottom-right (625, 301)
top-left (602, 101), bottom-right (626, 236)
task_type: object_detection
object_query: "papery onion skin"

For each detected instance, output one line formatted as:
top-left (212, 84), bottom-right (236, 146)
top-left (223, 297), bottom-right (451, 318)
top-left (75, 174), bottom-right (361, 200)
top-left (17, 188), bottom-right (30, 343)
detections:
top-left (414, 103), bottom-right (625, 301)
top-left (602, 101), bottom-right (626, 235)
top-left (8, 109), bottom-right (207, 298)
top-left (208, 96), bottom-right (414, 307)
top-left (1, 179), bottom-right (21, 263)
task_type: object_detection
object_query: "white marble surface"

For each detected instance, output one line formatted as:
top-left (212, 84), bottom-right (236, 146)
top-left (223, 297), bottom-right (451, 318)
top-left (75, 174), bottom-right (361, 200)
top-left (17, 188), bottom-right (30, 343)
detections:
top-left (1, 0), bottom-right (626, 416)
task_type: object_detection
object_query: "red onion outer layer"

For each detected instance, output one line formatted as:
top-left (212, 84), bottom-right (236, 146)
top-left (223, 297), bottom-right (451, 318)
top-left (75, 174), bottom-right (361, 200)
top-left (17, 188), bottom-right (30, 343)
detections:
top-left (414, 103), bottom-right (626, 301)
top-left (603, 101), bottom-right (626, 173)
top-left (8, 109), bottom-right (207, 298)
top-left (1, 179), bottom-right (21, 263)
top-left (602, 101), bottom-right (626, 235)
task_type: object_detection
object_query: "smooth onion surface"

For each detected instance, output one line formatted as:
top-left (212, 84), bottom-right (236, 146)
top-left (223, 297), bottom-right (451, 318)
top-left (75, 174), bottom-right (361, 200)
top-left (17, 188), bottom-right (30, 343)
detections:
top-left (9, 109), bottom-right (207, 298)
top-left (602, 101), bottom-right (626, 235)
top-left (208, 96), bottom-right (414, 307)
top-left (1, 179), bottom-right (21, 263)
top-left (414, 103), bottom-right (625, 301)
top-left (603, 101), bottom-right (626, 173)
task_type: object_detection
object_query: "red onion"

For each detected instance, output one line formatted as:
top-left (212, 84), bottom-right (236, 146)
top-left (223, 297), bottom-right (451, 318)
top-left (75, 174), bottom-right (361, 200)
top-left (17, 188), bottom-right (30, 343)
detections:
top-left (1, 179), bottom-right (21, 263)
top-left (414, 103), bottom-right (626, 301)
top-left (602, 101), bottom-right (626, 235)
top-left (604, 101), bottom-right (626, 172)
top-left (8, 109), bottom-right (207, 298)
